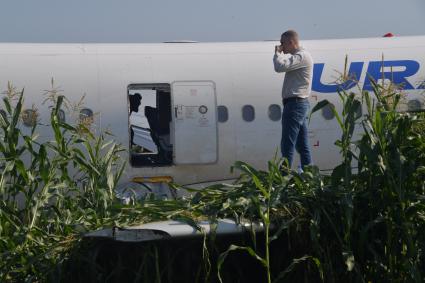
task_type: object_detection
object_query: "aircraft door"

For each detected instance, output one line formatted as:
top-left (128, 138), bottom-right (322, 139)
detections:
top-left (171, 81), bottom-right (217, 165)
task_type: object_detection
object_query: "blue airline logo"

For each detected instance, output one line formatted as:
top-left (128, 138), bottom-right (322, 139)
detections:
top-left (312, 60), bottom-right (424, 93)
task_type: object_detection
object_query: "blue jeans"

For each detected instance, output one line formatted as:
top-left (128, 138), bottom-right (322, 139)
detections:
top-left (281, 99), bottom-right (312, 168)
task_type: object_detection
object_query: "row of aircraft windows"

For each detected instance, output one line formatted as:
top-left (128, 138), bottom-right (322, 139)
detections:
top-left (218, 98), bottom-right (424, 123)
top-left (16, 104), bottom-right (286, 125)
top-left (218, 103), bottom-right (339, 123)
top-left (219, 103), bottom-right (337, 123)
top-left (12, 99), bottom-right (423, 127)
top-left (217, 104), bottom-right (283, 123)
top-left (16, 108), bottom-right (94, 127)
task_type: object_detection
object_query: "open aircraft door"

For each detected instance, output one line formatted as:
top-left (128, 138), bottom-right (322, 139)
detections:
top-left (171, 81), bottom-right (218, 165)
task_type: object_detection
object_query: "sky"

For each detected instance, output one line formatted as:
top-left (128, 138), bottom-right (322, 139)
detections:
top-left (0, 0), bottom-right (424, 43)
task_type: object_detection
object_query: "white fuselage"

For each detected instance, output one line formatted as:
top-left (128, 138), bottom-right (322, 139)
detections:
top-left (1, 36), bottom-right (424, 185)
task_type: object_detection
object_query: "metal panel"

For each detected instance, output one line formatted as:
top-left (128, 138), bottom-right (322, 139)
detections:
top-left (171, 81), bottom-right (217, 164)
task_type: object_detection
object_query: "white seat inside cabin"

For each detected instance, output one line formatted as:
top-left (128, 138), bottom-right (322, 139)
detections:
top-left (131, 125), bottom-right (158, 154)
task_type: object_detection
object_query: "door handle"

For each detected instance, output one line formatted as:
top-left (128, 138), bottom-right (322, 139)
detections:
top-left (174, 105), bottom-right (183, 119)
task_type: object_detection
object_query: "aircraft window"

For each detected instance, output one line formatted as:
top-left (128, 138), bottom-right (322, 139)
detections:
top-left (22, 109), bottom-right (38, 127)
top-left (80, 108), bottom-right (93, 119)
top-left (217, 105), bottom-right (228, 123)
top-left (355, 104), bottom-right (362, 118)
top-left (58, 109), bottom-right (66, 123)
top-left (242, 105), bottom-right (255, 122)
top-left (407, 99), bottom-right (422, 111)
top-left (268, 104), bottom-right (281, 121)
top-left (321, 103), bottom-right (335, 120)
top-left (0, 109), bottom-right (6, 120)
top-left (79, 108), bottom-right (94, 126)
top-left (128, 84), bottom-right (172, 167)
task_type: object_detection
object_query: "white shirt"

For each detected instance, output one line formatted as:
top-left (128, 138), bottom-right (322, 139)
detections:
top-left (273, 47), bottom-right (313, 99)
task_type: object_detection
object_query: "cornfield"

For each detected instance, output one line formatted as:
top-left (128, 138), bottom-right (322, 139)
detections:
top-left (0, 77), bottom-right (424, 282)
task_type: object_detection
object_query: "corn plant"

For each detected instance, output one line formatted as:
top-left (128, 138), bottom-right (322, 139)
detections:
top-left (70, 74), bottom-right (424, 282)
top-left (0, 85), bottom-right (126, 282)
top-left (308, 76), bottom-right (425, 282)
top-left (0, 72), bottom-right (424, 282)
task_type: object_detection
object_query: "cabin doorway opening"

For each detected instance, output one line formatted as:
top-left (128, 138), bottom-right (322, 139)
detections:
top-left (128, 84), bottom-right (172, 167)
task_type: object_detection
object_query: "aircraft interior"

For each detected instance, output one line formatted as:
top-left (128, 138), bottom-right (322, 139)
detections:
top-left (128, 84), bottom-right (173, 167)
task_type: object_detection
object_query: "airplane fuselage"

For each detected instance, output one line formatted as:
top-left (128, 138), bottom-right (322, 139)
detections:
top-left (1, 36), bottom-right (424, 185)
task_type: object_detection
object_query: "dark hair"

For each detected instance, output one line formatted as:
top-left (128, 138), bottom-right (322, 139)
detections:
top-left (281, 30), bottom-right (298, 42)
top-left (129, 93), bottom-right (142, 113)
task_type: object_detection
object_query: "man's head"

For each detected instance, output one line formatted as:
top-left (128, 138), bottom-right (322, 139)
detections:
top-left (129, 93), bottom-right (142, 113)
top-left (280, 30), bottom-right (300, 54)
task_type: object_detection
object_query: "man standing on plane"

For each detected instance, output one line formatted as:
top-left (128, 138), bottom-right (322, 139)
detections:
top-left (273, 30), bottom-right (313, 170)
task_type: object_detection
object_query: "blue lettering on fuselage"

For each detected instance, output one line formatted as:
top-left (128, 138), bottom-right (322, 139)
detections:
top-left (313, 62), bottom-right (363, 93)
top-left (312, 60), bottom-right (422, 93)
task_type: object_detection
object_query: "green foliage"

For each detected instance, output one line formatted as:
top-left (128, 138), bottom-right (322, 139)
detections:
top-left (0, 75), bottom-right (424, 283)
top-left (0, 85), bottom-right (127, 282)
top-left (203, 78), bottom-right (425, 282)
top-left (278, 79), bottom-right (424, 282)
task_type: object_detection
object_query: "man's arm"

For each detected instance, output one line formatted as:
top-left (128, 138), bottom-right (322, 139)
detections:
top-left (273, 52), bottom-right (306, 73)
